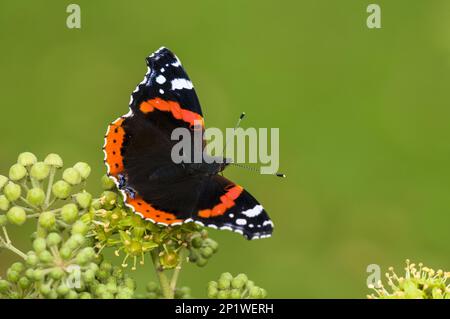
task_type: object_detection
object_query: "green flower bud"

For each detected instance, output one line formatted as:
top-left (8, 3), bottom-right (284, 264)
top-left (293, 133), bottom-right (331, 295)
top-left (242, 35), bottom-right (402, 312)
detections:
top-left (26, 252), bottom-right (39, 267)
top-left (146, 281), bottom-right (159, 293)
top-left (191, 236), bottom-right (203, 249)
top-left (25, 268), bottom-right (35, 280)
top-left (79, 292), bottom-right (92, 299)
top-left (249, 286), bottom-right (262, 298)
top-left (0, 195), bottom-right (9, 212)
top-left (87, 262), bottom-right (99, 273)
top-left (83, 269), bottom-right (96, 283)
top-left (46, 232), bottom-right (62, 246)
top-left (116, 291), bottom-right (133, 299)
top-left (44, 153), bottom-right (63, 168)
top-left (260, 288), bottom-right (267, 298)
top-left (188, 250), bottom-right (198, 262)
top-left (71, 220), bottom-right (89, 235)
top-left (196, 257), bottom-right (208, 267)
top-left (59, 246), bottom-right (73, 259)
top-left (101, 175), bottom-right (116, 190)
top-left (204, 238), bottom-right (219, 252)
top-left (200, 246), bottom-right (214, 258)
top-left (30, 162), bottom-right (50, 181)
top-left (70, 234), bottom-right (86, 246)
top-left (4, 182), bottom-right (21, 202)
top-left (32, 238), bottom-right (47, 253)
top-left (207, 286), bottom-right (218, 298)
top-left (33, 269), bottom-right (45, 281)
top-left (124, 277), bottom-right (136, 290)
top-left (63, 168), bottom-right (81, 185)
top-left (61, 203), bottom-right (79, 224)
top-left (47, 291), bottom-right (58, 299)
top-left (36, 225), bottom-right (47, 238)
top-left (0, 175), bottom-right (8, 191)
top-left (40, 284), bottom-right (52, 296)
top-left (6, 269), bottom-right (20, 283)
top-left (219, 272), bottom-right (233, 282)
top-left (66, 290), bottom-right (78, 299)
top-left (179, 286), bottom-right (191, 297)
top-left (73, 162), bottom-right (91, 180)
top-left (217, 290), bottom-right (230, 299)
top-left (245, 280), bottom-right (255, 290)
top-left (106, 282), bottom-right (118, 294)
top-left (38, 250), bottom-right (53, 263)
top-left (91, 198), bottom-right (102, 209)
top-left (75, 191), bottom-right (92, 209)
top-left (208, 281), bottom-right (218, 289)
top-left (18, 277), bottom-right (31, 289)
top-left (230, 289), bottom-right (241, 299)
top-left (26, 188), bottom-right (45, 206)
top-left (101, 191), bottom-right (117, 209)
top-left (100, 261), bottom-right (113, 272)
top-left (96, 269), bottom-right (109, 281)
top-left (231, 274), bottom-right (248, 289)
top-left (52, 180), bottom-right (72, 199)
top-left (0, 214), bottom-right (7, 226)
top-left (0, 279), bottom-right (11, 293)
top-left (9, 164), bottom-right (27, 181)
top-left (10, 262), bottom-right (25, 273)
top-left (17, 152), bottom-right (37, 167)
top-left (38, 211), bottom-right (56, 229)
top-left (7, 206), bottom-right (27, 226)
top-left (218, 277), bottom-right (231, 290)
top-left (56, 283), bottom-right (70, 296)
top-left (76, 247), bottom-right (95, 265)
top-left (63, 239), bottom-right (79, 251)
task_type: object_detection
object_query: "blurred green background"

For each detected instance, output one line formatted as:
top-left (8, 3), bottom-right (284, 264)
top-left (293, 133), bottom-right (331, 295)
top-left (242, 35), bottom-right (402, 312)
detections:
top-left (1, 0), bottom-right (450, 298)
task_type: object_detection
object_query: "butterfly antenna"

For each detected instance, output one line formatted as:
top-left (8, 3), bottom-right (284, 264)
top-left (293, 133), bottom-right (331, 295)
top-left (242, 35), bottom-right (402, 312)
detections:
top-left (222, 112), bottom-right (246, 156)
top-left (229, 162), bottom-right (286, 178)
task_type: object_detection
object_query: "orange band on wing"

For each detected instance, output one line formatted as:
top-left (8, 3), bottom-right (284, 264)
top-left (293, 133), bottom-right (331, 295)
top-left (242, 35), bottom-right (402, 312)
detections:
top-left (104, 118), bottom-right (125, 176)
top-left (127, 195), bottom-right (184, 224)
top-left (198, 185), bottom-right (243, 218)
top-left (139, 98), bottom-right (204, 127)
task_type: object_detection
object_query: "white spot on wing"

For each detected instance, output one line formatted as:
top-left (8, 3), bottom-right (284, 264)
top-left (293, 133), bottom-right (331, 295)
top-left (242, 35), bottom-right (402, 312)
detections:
top-left (263, 220), bottom-right (274, 227)
top-left (171, 78), bottom-right (193, 90)
top-left (241, 205), bottom-right (264, 218)
top-left (159, 89), bottom-right (164, 94)
top-left (172, 56), bottom-right (182, 67)
top-left (156, 75), bottom-right (166, 84)
top-left (236, 218), bottom-right (247, 226)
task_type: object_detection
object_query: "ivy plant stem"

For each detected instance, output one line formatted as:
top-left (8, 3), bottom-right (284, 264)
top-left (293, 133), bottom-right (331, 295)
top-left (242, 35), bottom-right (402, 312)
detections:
top-left (0, 226), bottom-right (27, 260)
top-left (170, 250), bottom-right (184, 292)
top-left (151, 249), bottom-right (174, 299)
top-left (44, 167), bottom-right (56, 209)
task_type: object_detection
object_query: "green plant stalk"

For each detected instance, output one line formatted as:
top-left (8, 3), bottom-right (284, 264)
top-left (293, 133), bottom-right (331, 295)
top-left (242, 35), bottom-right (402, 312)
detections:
top-left (44, 166), bottom-right (56, 209)
top-left (0, 226), bottom-right (27, 260)
top-left (151, 249), bottom-right (174, 299)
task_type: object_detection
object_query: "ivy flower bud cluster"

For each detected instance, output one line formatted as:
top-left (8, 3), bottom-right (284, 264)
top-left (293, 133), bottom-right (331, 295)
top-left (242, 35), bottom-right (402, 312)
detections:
top-left (138, 281), bottom-right (191, 299)
top-left (207, 273), bottom-right (268, 299)
top-left (1, 152), bottom-right (269, 299)
top-left (187, 230), bottom-right (219, 267)
top-left (368, 259), bottom-right (450, 299)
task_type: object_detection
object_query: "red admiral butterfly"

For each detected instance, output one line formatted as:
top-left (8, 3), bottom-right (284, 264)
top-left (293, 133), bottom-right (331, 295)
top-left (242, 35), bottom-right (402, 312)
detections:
top-left (103, 47), bottom-right (273, 239)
